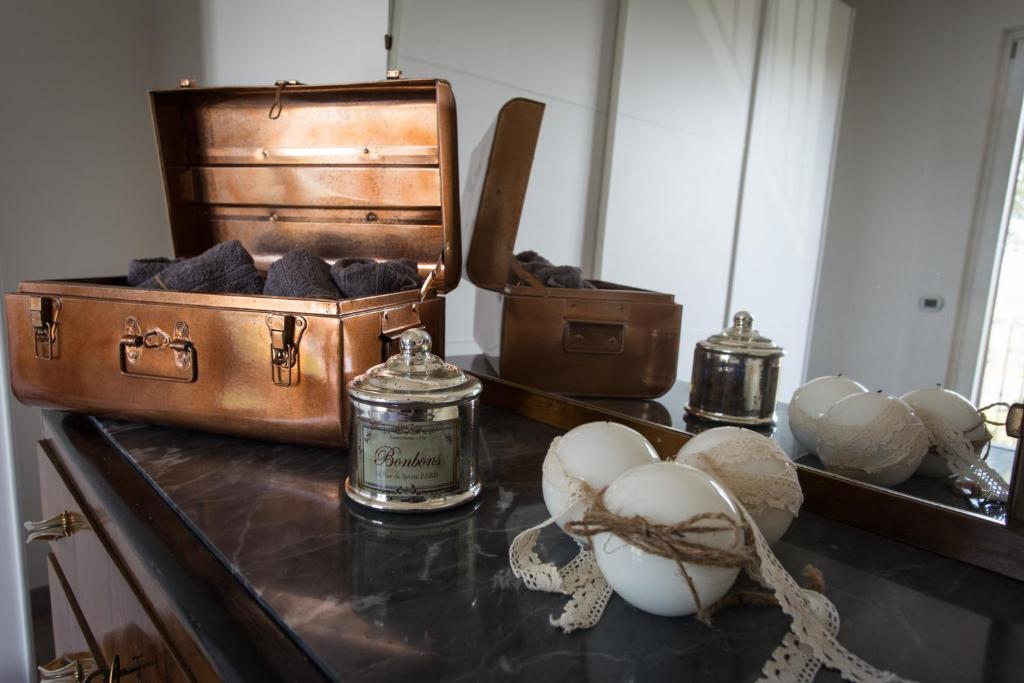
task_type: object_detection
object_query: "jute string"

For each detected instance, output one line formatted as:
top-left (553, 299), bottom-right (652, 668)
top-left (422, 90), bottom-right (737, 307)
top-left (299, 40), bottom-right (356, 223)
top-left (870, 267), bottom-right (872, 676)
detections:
top-left (564, 492), bottom-right (824, 624)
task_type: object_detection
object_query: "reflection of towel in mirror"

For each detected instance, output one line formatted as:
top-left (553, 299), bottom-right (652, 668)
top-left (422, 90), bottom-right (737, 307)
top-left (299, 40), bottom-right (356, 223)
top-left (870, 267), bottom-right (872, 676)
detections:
top-left (139, 240), bottom-right (265, 294)
top-left (264, 249), bottom-right (339, 299)
top-left (515, 250), bottom-right (594, 289)
top-left (331, 258), bottom-right (422, 298)
top-left (128, 257), bottom-right (180, 286)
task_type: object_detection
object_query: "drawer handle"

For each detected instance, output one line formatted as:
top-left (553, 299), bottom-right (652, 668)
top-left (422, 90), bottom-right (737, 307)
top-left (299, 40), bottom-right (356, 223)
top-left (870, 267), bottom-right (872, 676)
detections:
top-left (24, 510), bottom-right (89, 543)
top-left (37, 654), bottom-right (98, 682)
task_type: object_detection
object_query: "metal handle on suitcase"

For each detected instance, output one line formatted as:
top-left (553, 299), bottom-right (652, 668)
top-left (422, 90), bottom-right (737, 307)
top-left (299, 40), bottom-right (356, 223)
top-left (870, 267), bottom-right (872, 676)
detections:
top-left (119, 317), bottom-right (197, 382)
top-left (562, 319), bottom-right (626, 355)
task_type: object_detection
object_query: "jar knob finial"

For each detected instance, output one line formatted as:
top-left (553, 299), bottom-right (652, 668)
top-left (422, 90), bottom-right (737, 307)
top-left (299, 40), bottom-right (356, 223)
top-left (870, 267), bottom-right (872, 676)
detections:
top-left (733, 311), bottom-right (753, 333)
top-left (399, 328), bottom-right (432, 357)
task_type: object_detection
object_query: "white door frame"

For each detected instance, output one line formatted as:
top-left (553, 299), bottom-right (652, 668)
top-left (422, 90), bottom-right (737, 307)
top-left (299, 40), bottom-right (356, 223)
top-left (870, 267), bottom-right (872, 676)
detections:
top-left (948, 30), bottom-right (1024, 400)
top-left (0, 266), bottom-right (33, 680)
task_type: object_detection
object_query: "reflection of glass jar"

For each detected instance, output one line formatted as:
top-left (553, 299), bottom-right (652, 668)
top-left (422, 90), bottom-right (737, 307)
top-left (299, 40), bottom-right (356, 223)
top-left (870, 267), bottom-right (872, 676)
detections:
top-left (345, 499), bottom-right (480, 600)
top-left (345, 329), bottom-right (482, 512)
top-left (338, 500), bottom-right (484, 678)
top-left (686, 311), bottom-right (785, 426)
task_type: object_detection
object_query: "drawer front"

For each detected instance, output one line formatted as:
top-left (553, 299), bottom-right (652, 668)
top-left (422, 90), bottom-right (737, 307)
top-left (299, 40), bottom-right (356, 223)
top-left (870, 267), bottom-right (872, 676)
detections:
top-left (37, 442), bottom-right (189, 682)
top-left (46, 553), bottom-right (99, 674)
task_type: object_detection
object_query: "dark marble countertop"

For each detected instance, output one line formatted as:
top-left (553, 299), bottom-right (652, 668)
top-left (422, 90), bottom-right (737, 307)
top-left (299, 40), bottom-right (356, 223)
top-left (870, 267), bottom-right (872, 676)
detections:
top-left (82, 404), bottom-right (1024, 683)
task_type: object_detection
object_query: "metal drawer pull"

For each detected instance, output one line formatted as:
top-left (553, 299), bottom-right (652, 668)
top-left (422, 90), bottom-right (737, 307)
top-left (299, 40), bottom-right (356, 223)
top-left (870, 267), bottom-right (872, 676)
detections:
top-left (37, 654), bottom-right (98, 682)
top-left (24, 510), bottom-right (89, 543)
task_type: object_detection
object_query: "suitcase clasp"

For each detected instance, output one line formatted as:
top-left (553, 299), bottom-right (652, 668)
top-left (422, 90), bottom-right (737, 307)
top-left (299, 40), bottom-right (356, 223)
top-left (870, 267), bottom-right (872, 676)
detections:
top-left (30, 296), bottom-right (61, 360)
top-left (266, 314), bottom-right (306, 387)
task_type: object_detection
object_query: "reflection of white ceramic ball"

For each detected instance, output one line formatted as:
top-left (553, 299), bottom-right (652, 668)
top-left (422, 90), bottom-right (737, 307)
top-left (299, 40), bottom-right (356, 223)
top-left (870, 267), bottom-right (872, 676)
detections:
top-left (677, 427), bottom-right (800, 546)
top-left (541, 422), bottom-right (660, 537)
top-left (789, 376), bottom-right (868, 454)
top-left (901, 387), bottom-right (989, 477)
top-left (593, 462), bottom-right (741, 617)
top-left (817, 393), bottom-right (928, 487)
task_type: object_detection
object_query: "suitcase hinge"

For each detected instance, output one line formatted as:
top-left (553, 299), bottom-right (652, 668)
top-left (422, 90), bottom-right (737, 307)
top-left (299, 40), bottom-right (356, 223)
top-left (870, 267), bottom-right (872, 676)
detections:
top-left (30, 297), bottom-right (61, 360)
top-left (266, 314), bottom-right (306, 387)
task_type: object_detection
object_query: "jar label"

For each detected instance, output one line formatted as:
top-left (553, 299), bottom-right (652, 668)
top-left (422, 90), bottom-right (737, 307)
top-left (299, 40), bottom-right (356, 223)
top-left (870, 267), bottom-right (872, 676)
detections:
top-left (355, 418), bottom-right (460, 496)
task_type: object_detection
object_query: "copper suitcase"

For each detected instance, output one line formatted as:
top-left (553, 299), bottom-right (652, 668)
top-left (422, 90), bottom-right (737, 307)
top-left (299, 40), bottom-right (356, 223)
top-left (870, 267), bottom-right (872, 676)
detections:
top-left (4, 78), bottom-right (460, 447)
top-left (465, 98), bottom-right (682, 398)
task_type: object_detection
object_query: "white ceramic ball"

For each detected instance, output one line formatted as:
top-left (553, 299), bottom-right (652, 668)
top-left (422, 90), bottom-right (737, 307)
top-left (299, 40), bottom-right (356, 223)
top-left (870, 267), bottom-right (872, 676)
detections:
top-left (788, 376), bottom-right (868, 454)
top-left (901, 387), bottom-right (989, 477)
top-left (593, 462), bottom-right (742, 617)
top-left (817, 393), bottom-right (928, 487)
top-left (541, 422), bottom-right (660, 538)
top-left (677, 426), bottom-right (799, 545)
top-left (677, 426), bottom-right (749, 459)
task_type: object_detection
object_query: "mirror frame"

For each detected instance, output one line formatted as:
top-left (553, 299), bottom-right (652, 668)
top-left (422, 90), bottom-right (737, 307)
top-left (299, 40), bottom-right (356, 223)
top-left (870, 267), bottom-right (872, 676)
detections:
top-left (466, 369), bottom-right (1024, 581)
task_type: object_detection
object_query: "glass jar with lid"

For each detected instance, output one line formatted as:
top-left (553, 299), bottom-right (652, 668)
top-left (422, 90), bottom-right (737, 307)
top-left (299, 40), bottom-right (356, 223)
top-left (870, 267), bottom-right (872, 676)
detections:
top-left (345, 328), bottom-right (482, 512)
top-left (685, 311), bottom-right (785, 426)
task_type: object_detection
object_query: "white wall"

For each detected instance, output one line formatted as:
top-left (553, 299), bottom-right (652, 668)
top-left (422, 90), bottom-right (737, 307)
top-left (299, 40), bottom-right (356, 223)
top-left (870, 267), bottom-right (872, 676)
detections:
top-left (730, 0), bottom-right (852, 399)
top-left (599, 0), bottom-right (762, 384)
top-left (0, 0), bottom-right (387, 610)
top-left (157, 0), bottom-right (386, 88)
top-left (391, 0), bottom-right (621, 354)
top-left (601, 0), bottom-right (849, 396)
top-left (808, 0), bottom-right (1024, 395)
top-left (0, 0), bottom-right (172, 599)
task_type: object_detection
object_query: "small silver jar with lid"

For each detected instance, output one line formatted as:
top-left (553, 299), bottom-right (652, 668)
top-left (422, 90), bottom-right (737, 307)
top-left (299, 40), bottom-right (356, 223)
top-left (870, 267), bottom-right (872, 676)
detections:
top-left (345, 328), bottom-right (482, 512)
top-left (686, 311), bottom-right (785, 426)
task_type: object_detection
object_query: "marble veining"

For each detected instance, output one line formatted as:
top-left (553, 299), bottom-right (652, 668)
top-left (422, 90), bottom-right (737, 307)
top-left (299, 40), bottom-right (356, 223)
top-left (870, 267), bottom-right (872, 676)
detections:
top-left (98, 407), bottom-right (1024, 682)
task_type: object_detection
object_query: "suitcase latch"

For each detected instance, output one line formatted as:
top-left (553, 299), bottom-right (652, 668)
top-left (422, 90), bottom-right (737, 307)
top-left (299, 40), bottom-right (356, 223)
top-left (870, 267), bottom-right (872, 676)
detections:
top-left (30, 296), bottom-right (61, 360)
top-left (266, 314), bottom-right (306, 387)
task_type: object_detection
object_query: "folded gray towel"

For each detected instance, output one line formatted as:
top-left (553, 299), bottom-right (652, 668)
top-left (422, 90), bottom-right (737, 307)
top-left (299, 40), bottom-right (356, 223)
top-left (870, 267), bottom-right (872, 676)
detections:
top-left (128, 257), bottom-right (180, 286)
top-left (331, 258), bottom-right (422, 298)
top-left (264, 249), bottom-right (340, 299)
top-left (139, 240), bottom-right (264, 294)
top-left (515, 250), bottom-right (593, 289)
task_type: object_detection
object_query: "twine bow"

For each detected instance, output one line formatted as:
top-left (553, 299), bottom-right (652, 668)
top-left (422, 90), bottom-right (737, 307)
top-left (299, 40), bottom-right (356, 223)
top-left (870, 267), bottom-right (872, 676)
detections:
top-left (565, 493), bottom-right (764, 623)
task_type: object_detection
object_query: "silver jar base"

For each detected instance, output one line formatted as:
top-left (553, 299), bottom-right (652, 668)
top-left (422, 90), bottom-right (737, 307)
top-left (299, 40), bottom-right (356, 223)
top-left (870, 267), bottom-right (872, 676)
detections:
top-left (344, 478), bottom-right (482, 513)
top-left (684, 405), bottom-right (777, 427)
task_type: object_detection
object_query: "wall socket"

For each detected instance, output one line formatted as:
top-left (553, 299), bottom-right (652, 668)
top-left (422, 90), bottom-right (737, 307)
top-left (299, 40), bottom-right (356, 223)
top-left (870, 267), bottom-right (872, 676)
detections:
top-left (919, 295), bottom-right (945, 312)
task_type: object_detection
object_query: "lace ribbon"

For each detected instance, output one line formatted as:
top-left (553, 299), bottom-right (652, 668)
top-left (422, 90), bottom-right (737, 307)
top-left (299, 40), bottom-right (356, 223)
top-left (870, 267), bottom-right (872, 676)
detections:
top-left (914, 410), bottom-right (1009, 503)
top-left (509, 472), bottom-right (910, 682)
top-left (816, 401), bottom-right (929, 477)
top-left (508, 480), bottom-right (613, 632)
top-left (675, 431), bottom-right (803, 517)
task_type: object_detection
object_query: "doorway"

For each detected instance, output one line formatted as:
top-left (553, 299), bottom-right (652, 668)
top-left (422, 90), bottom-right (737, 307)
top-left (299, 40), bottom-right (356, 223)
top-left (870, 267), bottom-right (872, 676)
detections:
top-left (978, 125), bottom-right (1024, 448)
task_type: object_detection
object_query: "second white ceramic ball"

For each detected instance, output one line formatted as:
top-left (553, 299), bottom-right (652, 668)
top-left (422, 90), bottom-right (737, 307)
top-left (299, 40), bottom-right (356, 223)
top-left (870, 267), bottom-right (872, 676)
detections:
top-left (901, 387), bottom-right (989, 477)
top-left (788, 375), bottom-right (868, 453)
top-left (541, 422), bottom-right (660, 537)
top-left (593, 462), bottom-right (742, 617)
top-left (817, 393), bottom-right (928, 487)
top-left (676, 426), bottom-right (800, 546)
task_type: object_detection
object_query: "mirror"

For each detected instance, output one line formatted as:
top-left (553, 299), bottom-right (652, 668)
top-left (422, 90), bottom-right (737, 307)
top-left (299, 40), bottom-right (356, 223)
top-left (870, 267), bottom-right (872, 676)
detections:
top-left (391, 1), bottom-right (1024, 527)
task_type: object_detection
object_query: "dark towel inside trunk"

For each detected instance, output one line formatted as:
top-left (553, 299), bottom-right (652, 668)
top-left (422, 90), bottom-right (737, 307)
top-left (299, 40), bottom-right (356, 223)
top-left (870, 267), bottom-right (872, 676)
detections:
top-left (128, 257), bottom-right (180, 286)
top-left (138, 240), bottom-right (264, 294)
top-left (264, 249), bottom-right (340, 299)
top-left (331, 258), bottom-right (422, 298)
top-left (514, 250), bottom-right (593, 289)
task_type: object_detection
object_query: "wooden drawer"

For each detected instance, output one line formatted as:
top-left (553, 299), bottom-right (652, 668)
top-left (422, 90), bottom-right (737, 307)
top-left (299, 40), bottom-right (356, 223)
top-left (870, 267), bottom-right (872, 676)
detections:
top-left (43, 552), bottom-right (101, 681)
top-left (36, 441), bottom-right (188, 682)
